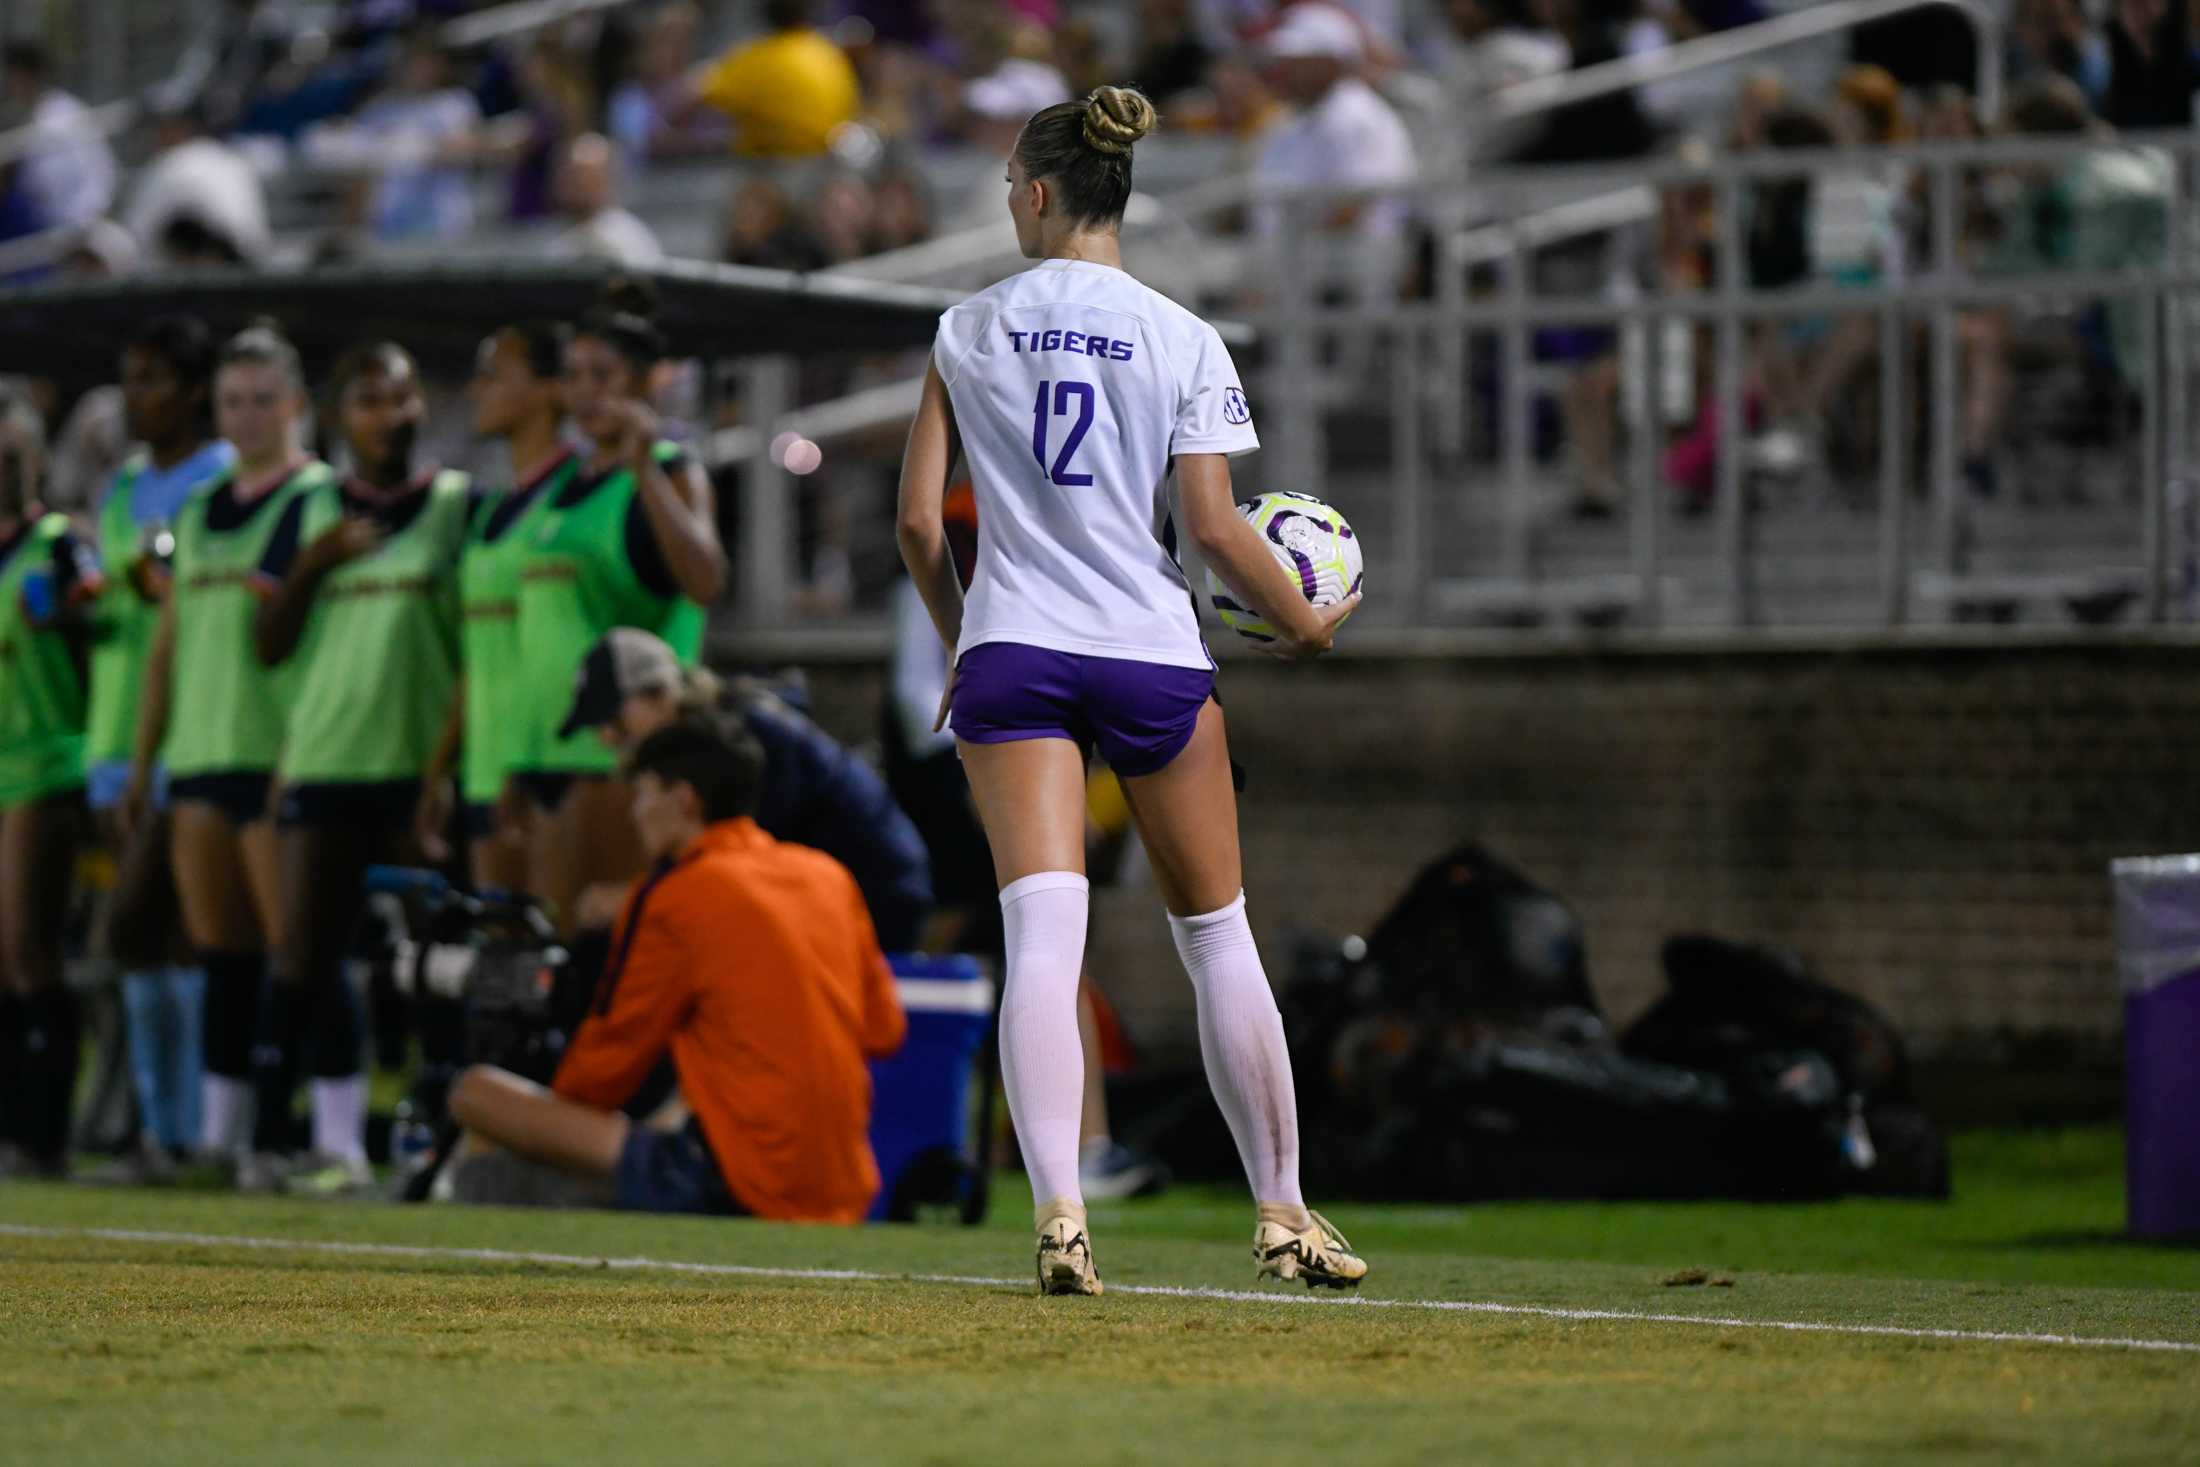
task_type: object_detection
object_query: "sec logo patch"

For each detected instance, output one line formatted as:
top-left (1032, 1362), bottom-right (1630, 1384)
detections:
top-left (1222, 386), bottom-right (1251, 425)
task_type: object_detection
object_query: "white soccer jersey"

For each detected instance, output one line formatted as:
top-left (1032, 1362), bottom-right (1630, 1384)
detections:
top-left (933, 258), bottom-right (1259, 671)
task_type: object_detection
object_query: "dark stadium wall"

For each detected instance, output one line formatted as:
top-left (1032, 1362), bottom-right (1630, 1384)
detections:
top-left (796, 638), bottom-right (2187, 1116)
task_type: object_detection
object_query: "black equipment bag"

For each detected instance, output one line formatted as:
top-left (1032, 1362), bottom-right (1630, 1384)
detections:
top-left (1361, 843), bottom-right (1603, 1034)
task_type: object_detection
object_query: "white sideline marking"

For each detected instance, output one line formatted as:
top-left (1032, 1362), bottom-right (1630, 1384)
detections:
top-left (4, 1222), bottom-right (2196, 1357)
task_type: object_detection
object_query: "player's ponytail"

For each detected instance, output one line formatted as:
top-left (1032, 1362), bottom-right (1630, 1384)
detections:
top-left (1080, 85), bottom-right (1155, 157)
top-left (1015, 86), bottom-right (1157, 229)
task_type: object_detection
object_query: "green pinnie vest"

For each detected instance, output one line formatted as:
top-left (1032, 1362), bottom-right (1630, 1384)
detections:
top-left (0, 513), bottom-right (90, 805)
top-left (280, 469), bottom-right (473, 784)
top-left (162, 461), bottom-right (330, 780)
top-left (458, 458), bottom-right (571, 804)
top-left (513, 442), bottom-right (704, 777)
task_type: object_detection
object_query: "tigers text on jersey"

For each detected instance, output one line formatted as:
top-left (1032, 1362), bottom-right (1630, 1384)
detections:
top-left (933, 257), bottom-right (1258, 671)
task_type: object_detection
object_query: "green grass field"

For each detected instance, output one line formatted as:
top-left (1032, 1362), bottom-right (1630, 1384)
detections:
top-left (5, 1128), bottom-right (2196, 1466)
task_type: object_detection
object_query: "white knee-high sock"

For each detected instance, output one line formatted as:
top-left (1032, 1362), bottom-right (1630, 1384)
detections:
top-left (200, 1075), bottom-right (252, 1157)
top-left (1170, 892), bottom-right (1305, 1210)
top-left (310, 1075), bottom-right (368, 1164)
top-left (998, 871), bottom-right (1090, 1210)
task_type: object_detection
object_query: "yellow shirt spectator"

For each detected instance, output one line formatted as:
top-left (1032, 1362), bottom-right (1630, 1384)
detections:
top-left (695, 26), bottom-right (861, 159)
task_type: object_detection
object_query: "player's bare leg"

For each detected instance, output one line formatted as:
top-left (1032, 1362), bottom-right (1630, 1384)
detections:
top-left (1120, 700), bottom-right (1368, 1289)
top-left (960, 733), bottom-right (1104, 1295)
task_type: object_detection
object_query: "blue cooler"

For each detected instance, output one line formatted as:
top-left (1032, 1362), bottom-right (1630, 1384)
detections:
top-left (868, 954), bottom-right (995, 1223)
top-left (2111, 856), bottom-right (2200, 1240)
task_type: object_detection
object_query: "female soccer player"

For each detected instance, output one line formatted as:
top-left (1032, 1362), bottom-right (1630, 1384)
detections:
top-left (0, 387), bottom-right (97, 1178)
top-left (128, 325), bottom-right (332, 1175)
top-left (508, 284), bottom-right (724, 933)
top-left (79, 316), bottom-right (234, 1181)
top-left (417, 322), bottom-right (578, 891)
top-left (895, 86), bottom-right (1365, 1295)
top-left (250, 339), bottom-right (473, 1193)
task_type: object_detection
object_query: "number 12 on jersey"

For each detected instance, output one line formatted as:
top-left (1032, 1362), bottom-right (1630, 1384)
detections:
top-left (1031, 379), bottom-right (1096, 487)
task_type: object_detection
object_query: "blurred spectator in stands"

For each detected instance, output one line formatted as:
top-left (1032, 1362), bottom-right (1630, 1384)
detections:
top-left (2104, 0), bottom-right (2195, 128)
top-left (1055, 14), bottom-right (1114, 100)
top-left (0, 42), bottom-right (118, 232)
top-left (691, 0), bottom-right (862, 158)
top-left (811, 172), bottom-right (878, 265)
top-left (1133, 0), bottom-right (1216, 106)
top-left (1438, 0), bottom-right (1569, 163)
top-left (869, 165), bottom-right (933, 252)
top-left (62, 220), bottom-right (141, 281)
top-left (723, 175), bottom-right (826, 271)
top-left (548, 133), bottom-right (664, 267)
top-left (124, 100), bottom-right (272, 269)
top-left (1249, 4), bottom-right (1417, 301)
top-left (1515, 0), bottom-right (1660, 162)
top-left (1906, 85), bottom-right (1997, 270)
top-left (304, 25), bottom-right (482, 241)
top-left (1726, 68), bottom-right (1785, 150)
top-left (608, 0), bottom-right (727, 169)
top-left (1962, 77), bottom-right (2171, 496)
top-left (1205, 51), bottom-right (1284, 153)
top-left (2011, 0), bottom-right (2112, 114)
top-left (497, 31), bottom-right (600, 223)
top-left (178, 0), bottom-right (303, 135)
top-left (1752, 77), bottom-right (1909, 477)
top-left (952, 7), bottom-right (1073, 154)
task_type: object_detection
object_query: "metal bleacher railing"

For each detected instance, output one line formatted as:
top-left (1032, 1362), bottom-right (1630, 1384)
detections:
top-left (1234, 129), bottom-right (2194, 638)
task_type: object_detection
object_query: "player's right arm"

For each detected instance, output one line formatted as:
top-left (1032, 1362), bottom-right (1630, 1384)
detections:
top-left (252, 502), bottom-right (379, 668)
top-left (895, 357), bottom-right (965, 653)
top-left (1178, 454), bottom-right (1357, 659)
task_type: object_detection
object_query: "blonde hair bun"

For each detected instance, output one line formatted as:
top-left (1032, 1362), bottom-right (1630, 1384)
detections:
top-left (1081, 86), bottom-right (1157, 157)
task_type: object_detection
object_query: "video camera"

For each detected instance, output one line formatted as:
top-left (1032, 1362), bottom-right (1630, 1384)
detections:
top-left (364, 867), bottom-right (595, 1199)
top-left (367, 866), bottom-right (591, 1084)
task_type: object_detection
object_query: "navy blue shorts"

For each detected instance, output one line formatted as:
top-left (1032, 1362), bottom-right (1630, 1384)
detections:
top-left (950, 642), bottom-right (1214, 778)
top-left (169, 771), bottom-right (274, 825)
top-left (277, 778), bottom-right (419, 830)
top-left (614, 1118), bottom-right (743, 1216)
top-left (461, 801), bottom-right (496, 841)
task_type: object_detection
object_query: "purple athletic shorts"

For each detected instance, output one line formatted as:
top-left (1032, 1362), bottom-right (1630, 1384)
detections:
top-left (950, 642), bottom-right (1215, 777)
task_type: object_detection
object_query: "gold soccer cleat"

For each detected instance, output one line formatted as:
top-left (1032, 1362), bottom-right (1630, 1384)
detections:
top-left (1254, 1206), bottom-right (1369, 1290)
top-left (1035, 1199), bottom-right (1103, 1296)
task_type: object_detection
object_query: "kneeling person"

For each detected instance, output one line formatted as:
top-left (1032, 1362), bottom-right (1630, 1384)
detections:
top-left (448, 719), bottom-right (907, 1220)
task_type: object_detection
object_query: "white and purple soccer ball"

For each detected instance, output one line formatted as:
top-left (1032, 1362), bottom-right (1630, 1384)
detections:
top-left (1204, 492), bottom-right (1364, 643)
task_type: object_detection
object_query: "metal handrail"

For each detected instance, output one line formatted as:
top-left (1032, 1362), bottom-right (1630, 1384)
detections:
top-left (1477, 0), bottom-right (2003, 128)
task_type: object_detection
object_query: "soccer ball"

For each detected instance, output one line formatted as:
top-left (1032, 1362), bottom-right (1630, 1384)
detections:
top-left (1204, 492), bottom-right (1364, 643)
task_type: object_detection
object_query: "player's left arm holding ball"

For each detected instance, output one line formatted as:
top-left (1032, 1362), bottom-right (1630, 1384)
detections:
top-left (1177, 454), bottom-right (1356, 660)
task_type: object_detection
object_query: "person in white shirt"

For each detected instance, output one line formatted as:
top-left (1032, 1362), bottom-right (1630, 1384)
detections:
top-left (124, 101), bottom-right (271, 267)
top-left (303, 28), bottom-right (480, 241)
top-left (546, 133), bottom-right (664, 267)
top-left (1, 41), bottom-right (118, 230)
top-left (896, 83), bottom-right (1366, 1299)
top-left (1248, 4), bottom-right (1417, 300)
top-left (1440, 0), bottom-right (1571, 161)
